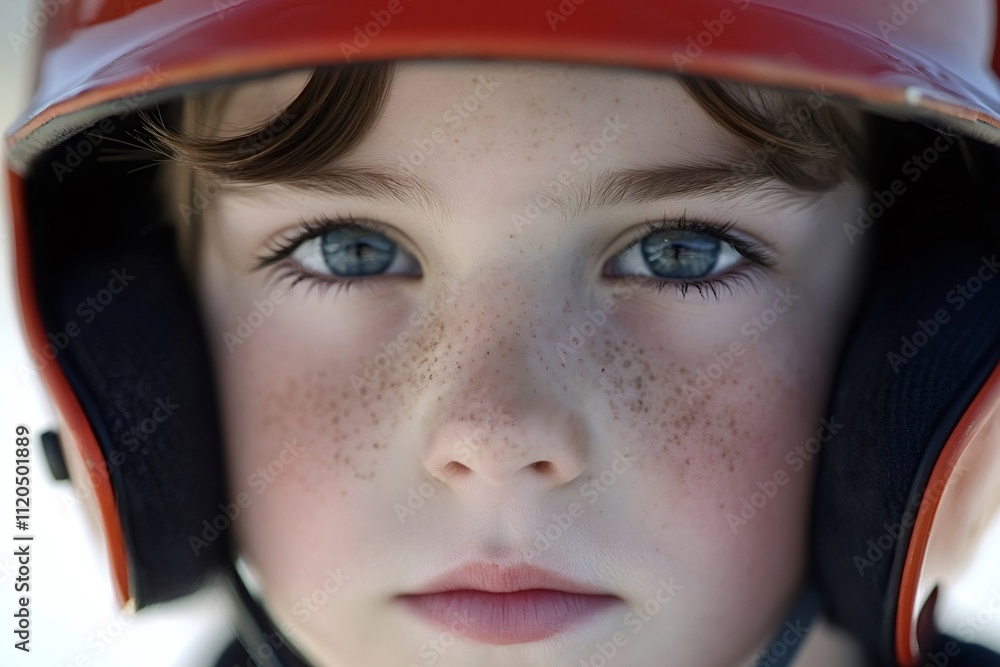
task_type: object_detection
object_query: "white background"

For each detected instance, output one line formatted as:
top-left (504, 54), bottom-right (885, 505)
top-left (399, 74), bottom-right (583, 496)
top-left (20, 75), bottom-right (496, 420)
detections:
top-left (0, 2), bottom-right (999, 666)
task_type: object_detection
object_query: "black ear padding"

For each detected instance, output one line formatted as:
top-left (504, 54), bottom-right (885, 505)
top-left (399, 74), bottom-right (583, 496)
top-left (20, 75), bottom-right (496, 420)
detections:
top-left (25, 107), bottom-right (231, 607)
top-left (810, 242), bottom-right (1000, 665)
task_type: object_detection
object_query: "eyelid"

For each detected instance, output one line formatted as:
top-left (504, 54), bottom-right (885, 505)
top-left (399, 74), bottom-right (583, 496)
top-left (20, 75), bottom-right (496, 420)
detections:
top-left (618, 215), bottom-right (780, 270)
top-left (252, 215), bottom-right (410, 273)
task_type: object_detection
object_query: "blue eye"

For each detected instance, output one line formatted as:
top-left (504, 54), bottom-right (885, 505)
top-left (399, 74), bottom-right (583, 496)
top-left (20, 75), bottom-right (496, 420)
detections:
top-left (607, 227), bottom-right (743, 281)
top-left (289, 223), bottom-right (420, 279)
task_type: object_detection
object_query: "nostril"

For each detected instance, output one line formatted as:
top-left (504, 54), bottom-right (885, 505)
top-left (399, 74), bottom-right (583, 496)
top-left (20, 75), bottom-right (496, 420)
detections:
top-left (444, 461), bottom-right (471, 476)
top-left (532, 461), bottom-right (553, 474)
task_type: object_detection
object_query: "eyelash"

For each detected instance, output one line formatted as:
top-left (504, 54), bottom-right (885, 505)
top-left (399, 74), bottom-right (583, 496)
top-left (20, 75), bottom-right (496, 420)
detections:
top-left (254, 215), bottom-right (394, 299)
top-left (613, 216), bottom-right (778, 301)
top-left (254, 214), bottom-right (778, 302)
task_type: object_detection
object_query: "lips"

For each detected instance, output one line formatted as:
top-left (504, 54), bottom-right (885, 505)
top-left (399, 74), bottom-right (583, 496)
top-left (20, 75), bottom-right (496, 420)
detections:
top-left (397, 562), bottom-right (621, 645)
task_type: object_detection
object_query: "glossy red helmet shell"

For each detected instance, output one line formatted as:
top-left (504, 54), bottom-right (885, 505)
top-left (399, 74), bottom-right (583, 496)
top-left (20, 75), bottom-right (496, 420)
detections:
top-left (6, 2), bottom-right (1000, 665)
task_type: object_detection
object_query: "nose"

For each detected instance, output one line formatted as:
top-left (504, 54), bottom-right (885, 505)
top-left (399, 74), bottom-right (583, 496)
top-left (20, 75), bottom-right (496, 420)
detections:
top-left (415, 278), bottom-right (591, 490)
top-left (422, 394), bottom-right (590, 488)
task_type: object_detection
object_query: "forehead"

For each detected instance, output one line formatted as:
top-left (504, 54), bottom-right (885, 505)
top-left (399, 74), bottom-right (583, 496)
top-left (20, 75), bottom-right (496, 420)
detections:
top-left (218, 61), bottom-right (743, 174)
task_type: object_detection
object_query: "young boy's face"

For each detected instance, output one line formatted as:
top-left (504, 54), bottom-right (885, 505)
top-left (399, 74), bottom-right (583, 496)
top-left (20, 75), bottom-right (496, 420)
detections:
top-left (195, 62), bottom-right (865, 666)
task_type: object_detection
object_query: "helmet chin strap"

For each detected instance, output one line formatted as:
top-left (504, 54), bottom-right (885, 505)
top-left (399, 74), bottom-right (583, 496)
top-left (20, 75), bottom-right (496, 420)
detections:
top-left (224, 561), bottom-right (311, 667)
top-left (751, 584), bottom-right (823, 667)
top-left (223, 559), bottom-right (823, 667)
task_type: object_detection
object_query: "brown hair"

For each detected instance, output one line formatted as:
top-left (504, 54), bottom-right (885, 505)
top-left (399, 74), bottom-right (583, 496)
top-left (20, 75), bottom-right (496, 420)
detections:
top-left (144, 62), bottom-right (867, 270)
top-left (680, 77), bottom-right (865, 191)
top-left (145, 62), bottom-right (396, 272)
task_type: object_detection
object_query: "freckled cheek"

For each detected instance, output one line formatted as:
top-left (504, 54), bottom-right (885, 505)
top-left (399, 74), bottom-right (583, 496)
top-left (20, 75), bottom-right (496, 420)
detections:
top-left (208, 305), bottom-right (402, 591)
top-left (619, 320), bottom-right (825, 531)
top-left (210, 290), bottom-right (408, 446)
top-left (616, 343), bottom-right (817, 614)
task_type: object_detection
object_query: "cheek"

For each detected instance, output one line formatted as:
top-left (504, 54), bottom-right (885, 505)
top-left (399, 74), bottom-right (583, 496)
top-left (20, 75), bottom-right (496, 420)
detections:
top-left (198, 254), bottom-right (418, 596)
top-left (201, 271), bottom-right (467, 615)
top-left (596, 297), bottom-right (836, 601)
top-left (600, 334), bottom-right (821, 532)
top-left (604, 291), bottom-right (834, 482)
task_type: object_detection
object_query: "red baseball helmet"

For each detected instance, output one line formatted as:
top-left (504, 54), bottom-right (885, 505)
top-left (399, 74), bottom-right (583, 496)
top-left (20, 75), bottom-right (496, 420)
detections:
top-left (7, 1), bottom-right (1000, 665)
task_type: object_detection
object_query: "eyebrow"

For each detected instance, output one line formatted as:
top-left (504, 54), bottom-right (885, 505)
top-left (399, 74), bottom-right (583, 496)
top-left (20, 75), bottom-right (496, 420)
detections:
top-left (224, 167), bottom-right (447, 215)
top-left (575, 160), bottom-right (822, 216)
top-left (231, 156), bottom-right (824, 219)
